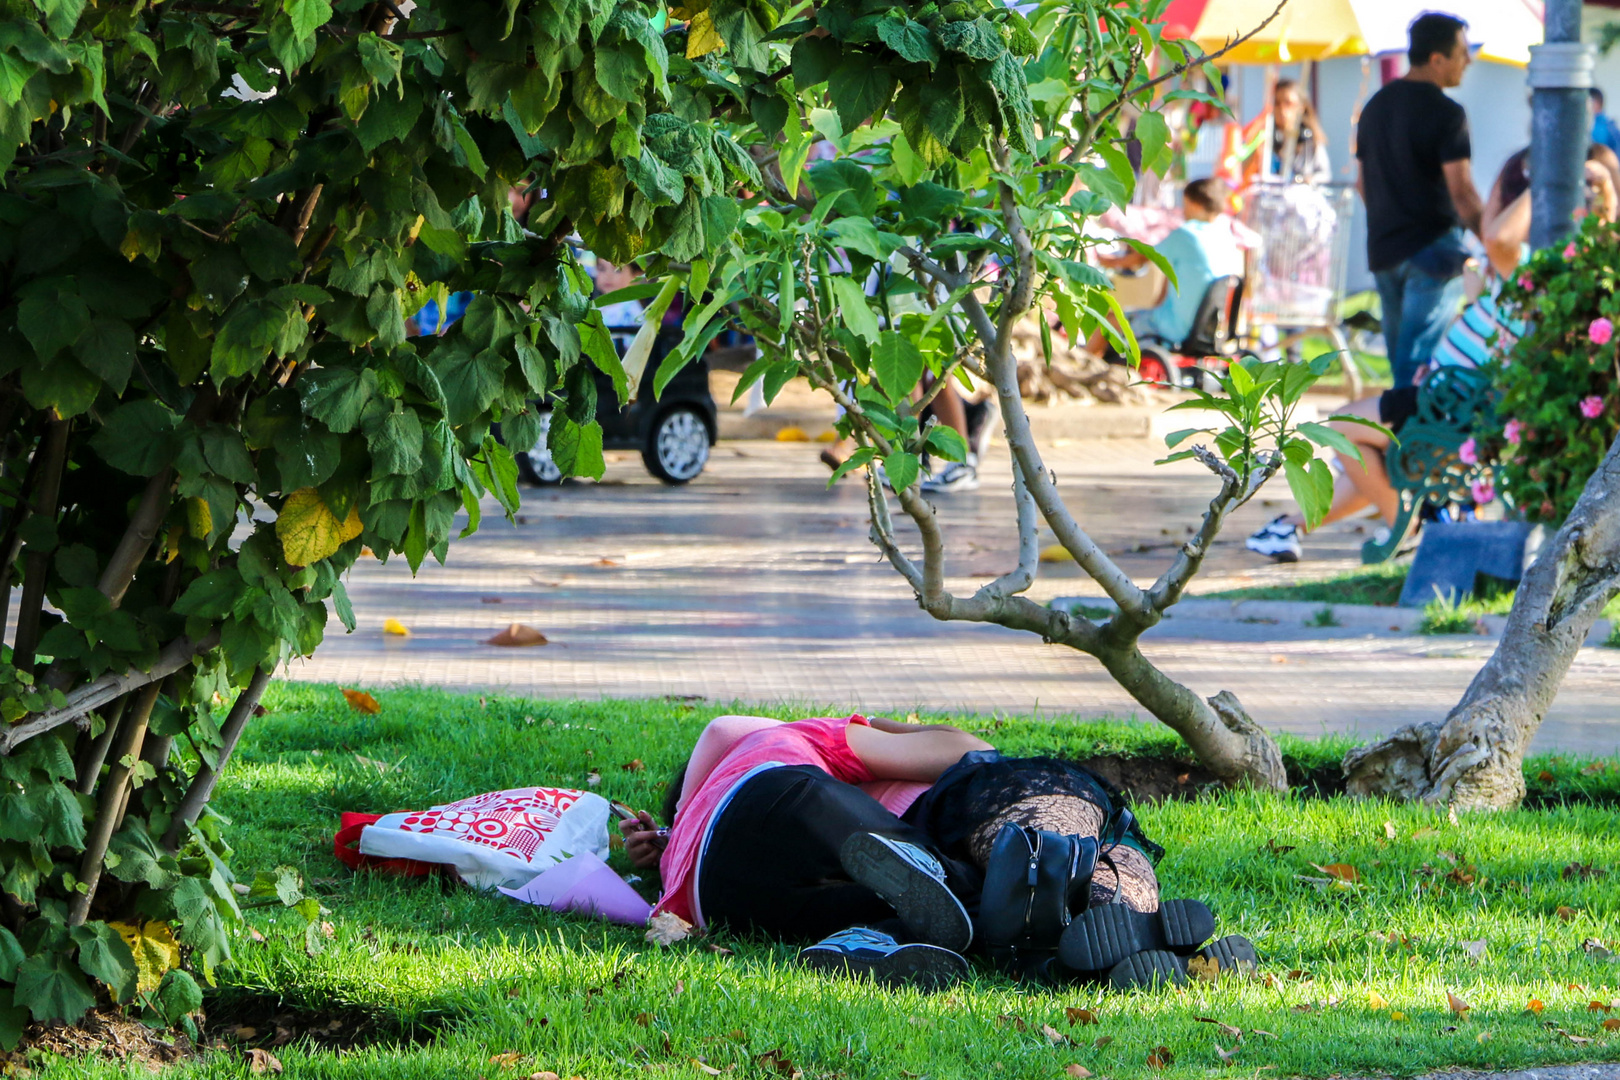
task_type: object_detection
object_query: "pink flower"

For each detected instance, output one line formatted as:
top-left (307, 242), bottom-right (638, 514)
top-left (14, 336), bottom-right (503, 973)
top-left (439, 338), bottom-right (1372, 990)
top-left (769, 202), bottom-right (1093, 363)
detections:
top-left (1503, 419), bottom-right (1524, 445)
top-left (1580, 395), bottom-right (1606, 419)
top-left (1590, 317), bottom-right (1614, 345)
top-left (1517, 275), bottom-right (1533, 291)
top-left (1470, 478), bottom-right (1496, 505)
top-left (1565, 242), bottom-right (1579, 259)
top-left (1457, 436), bottom-right (1478, 465)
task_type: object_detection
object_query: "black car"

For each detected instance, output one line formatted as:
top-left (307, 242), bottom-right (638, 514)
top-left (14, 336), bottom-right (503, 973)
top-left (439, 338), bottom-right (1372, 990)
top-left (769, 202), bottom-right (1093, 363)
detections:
top-left (513, 328), bottom-right (718, 486)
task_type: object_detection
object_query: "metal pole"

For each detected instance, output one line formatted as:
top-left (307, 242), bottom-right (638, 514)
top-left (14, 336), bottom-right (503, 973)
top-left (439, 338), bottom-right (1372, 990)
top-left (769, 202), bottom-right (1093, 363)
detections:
top-left (1528, 0), bottom-right (1594, 249)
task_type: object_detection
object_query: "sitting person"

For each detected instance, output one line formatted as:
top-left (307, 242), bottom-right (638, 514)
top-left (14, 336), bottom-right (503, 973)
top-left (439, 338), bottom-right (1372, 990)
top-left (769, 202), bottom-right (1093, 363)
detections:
top-left (1089, 178), bottom-right (1245, 356)
top-left (1246, 148), bottom-right (1618, 562)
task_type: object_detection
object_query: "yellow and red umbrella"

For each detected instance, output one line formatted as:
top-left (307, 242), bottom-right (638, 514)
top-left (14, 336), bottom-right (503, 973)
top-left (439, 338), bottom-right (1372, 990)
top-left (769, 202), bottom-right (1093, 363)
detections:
top-left (1161, 0), bottom-right (1544, 67)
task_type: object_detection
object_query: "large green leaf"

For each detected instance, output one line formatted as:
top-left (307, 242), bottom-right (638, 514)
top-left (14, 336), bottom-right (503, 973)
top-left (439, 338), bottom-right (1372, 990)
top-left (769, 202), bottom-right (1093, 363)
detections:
top-left (827, 57), bottom-right (895, 133)
top-left (300, 366), bottom-right (377, 434)
top-left (72, 319), bottom-right (136, 394)
top-left (13, 951), bottom-right (96, 1023)
top-left (17, 287), bottom-right (89, 359)
top-left (72, 922), bottom-right (137, 1003)
top-left (870, 331), bottom-right (924, 407)
top-left (877, 17), bottom-right (938, 65)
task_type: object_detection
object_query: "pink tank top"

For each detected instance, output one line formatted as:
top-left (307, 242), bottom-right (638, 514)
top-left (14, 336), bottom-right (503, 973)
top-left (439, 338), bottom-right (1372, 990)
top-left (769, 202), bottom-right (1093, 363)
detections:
top-left (655, 716), bottom-right (878, 925)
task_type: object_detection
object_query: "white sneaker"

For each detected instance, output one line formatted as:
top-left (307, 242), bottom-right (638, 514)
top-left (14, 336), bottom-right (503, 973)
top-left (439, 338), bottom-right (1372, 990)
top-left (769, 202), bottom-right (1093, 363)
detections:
top-left (1246, 515), bottom-right (1302, 562)
top-left (920, 460), bottom-right (979, 493)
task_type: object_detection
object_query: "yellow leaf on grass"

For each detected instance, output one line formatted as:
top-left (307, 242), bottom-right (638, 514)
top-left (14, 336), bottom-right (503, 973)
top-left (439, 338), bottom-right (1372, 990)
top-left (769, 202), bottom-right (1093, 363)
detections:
top-left (341, 688), bottom-right (381, 714)
top-left (1367, 991), bottom-right (1389, 1010)
top-left (1312, 862), bottom-right (1358, 883)
top-left (1526, 998), bottom-right (1546, 1014)
top-left (685, 9), bottom-right (723, 57)
top-left (383, 618), bottom-right (411, 637)
top-left (1066, 1066), bottom-right (1093, 1078)
top-left (646, 911), bottom-right (692, 947)
top-left (277, 488), bottom-right (362, 566)
top-left (1447, 991), bottom-right (1471, 1016)
top-left (1187, 954), bottom-right (1221, 982)
top-left (109, 920), bottom-right (180, 994)
top-left (1389, 1011), bottom-right (1408, 1022)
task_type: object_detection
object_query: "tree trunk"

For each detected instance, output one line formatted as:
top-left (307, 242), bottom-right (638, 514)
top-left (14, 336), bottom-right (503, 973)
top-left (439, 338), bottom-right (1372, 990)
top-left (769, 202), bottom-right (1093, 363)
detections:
top-left (1344, 431), bottom-right (1620, 809)
top-left (1093, 641), bottom-right (1288, 791)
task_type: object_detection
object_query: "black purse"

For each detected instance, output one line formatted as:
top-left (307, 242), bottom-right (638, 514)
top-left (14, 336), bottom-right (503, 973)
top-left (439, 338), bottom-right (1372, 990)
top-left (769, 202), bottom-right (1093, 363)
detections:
top-left (979, 824), bottom-right (1099, 963)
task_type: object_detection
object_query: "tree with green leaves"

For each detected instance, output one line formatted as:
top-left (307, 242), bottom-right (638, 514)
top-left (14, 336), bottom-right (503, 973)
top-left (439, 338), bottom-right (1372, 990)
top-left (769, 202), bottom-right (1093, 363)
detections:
top-left (0, 0), bottom-right (773, 1036)
top-left (674, 0), bottom-right (1351, 791)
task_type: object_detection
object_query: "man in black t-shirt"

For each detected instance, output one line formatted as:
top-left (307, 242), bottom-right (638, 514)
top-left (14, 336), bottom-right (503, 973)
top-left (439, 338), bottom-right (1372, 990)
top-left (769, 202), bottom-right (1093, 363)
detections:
top-left (1356, 13), bottom-right (1485, 389)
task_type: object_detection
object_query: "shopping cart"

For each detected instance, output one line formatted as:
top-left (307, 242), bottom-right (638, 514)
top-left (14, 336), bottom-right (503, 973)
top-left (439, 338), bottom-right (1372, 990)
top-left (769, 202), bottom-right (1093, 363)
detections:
top-left (1236, 182), bottom-right (1368, 395)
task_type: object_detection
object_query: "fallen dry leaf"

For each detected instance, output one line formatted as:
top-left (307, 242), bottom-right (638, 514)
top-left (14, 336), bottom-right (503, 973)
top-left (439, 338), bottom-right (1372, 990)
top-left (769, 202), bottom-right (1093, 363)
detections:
top-left (636, 1012), bottom-right (654, 1027)
top-left (1065, 1066), bottom-right (1093, 1079)
top-left (672, 979), bottom-right (685, 996)
top-left (340, 688), bottom-right (381, 714)
top-left (622, 759), bottom-right (646, 772)
top-left (1526, 999), bottom-right (1546, 1015)
top-left (1146, 1046), bottom-right (1175, 1069)
top-left (1390, 1011), bottom-right (1408, 1022)
top-left (1557, 1029), bottom-right (1593, 1046)
top-left (490, 1052), bottom-right (525, 1067)
top-left (1092, 1036), bottom-right (1114, 1049)
top-left (755, 1048), bottom-right (798, 1076)
top-left (1249, 1030), bottom-right (1277, 1038)
top-left (1215, 1042), bottom-right (1241, 1064)
top-left (1367, 992), bottom-right (1389, 1010)
top-left (1461, 939), bottom-right (1487, 961)
top-left (690, 1059), bottom-right (723, 1076)
top-left (1563, 863), bottom-right (1606, 881)
top-left (1590, 1001), bottom-right (1614, 1013)
top-left (705, 944), bottom-right (734, 956)
top-left (1066, 1007), bottom-right (1099, 1026)
top-left (1411, 827), bottom-right (1439, 840)
top-left (383, 618), bottom-right (411, 636)
top-left (1195, 1017), bottom-right (1242, 1039)
top-left (1291, 1004), bottom-right (1315, 1014)
top-left (1041, 1024), bottom-right (1072, 1047)
top-left (353, 753), bottom-right (394, 774)
top-left (485, 623), bottom-right (549, 647)
top-left (246, 1048), bottom-right (284, 1075)
top-left (528, 1073), bottom-right (561, 1080)
top-left (1557, 906), bottom-right (1581, 922)
top-left (1383, 821), bottom-right (1397, 840)
top-left (1603, 1018), bottom-right (1620, 1032)
top-left (1538, 770), bottom-right (1555, 782)
top-left (1447, 991), bottom-right (1471, 1017)
top-left (645, 912), bottom-right (692, 947)
top-left (996, 1014), bottom-right (1027, 1032)
top-left (1187, 955), bottom-right (1221, 983)
top-left (1260, 839), bottom-right (1296, 856)
top-left (586, 770), bottom-right (602, 787)
top-left (1312, 862), bottom-right (1359, 883)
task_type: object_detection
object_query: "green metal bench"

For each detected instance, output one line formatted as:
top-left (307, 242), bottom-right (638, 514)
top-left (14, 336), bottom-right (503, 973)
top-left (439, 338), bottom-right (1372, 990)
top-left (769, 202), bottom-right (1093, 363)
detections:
top-left (1360, 365), bottom-right (1499, 564)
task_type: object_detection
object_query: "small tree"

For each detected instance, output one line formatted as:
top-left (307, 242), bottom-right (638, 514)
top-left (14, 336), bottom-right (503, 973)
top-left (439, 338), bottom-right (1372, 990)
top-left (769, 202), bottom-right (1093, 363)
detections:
top-left (0, 0), bottom-right (751, 1035)
top-left (1344, 218), bottom-right (1620, 809)
top-left (680, 0), bottom-right (1335, 789)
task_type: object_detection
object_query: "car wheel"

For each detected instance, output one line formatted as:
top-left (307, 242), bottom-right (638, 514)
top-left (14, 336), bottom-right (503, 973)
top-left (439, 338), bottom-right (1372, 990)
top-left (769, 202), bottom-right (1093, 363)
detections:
top-left (515, 411), bottom-right (564, 485)
top-left (642, 405), bottom-right (710, 484)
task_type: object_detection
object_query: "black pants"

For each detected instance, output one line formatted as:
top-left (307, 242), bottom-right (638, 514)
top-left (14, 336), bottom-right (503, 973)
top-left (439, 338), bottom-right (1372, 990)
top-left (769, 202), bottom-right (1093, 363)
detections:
top-left (697, 766), bottom-right (983, 943)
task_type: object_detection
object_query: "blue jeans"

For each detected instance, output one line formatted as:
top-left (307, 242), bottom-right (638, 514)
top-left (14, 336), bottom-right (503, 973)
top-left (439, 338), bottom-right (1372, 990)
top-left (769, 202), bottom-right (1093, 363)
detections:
top-left (1373, 232), bottom-right (1468, 388)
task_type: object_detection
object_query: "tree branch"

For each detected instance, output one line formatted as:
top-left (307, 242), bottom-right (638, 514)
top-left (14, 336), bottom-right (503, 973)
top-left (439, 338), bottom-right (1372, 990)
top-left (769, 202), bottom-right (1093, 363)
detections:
top-left (983, 457), bottom-right (1040, 598)
top-left (164, 667), bottom-right (272, 850)
top-left (1134, 0), bottom-right (1288, 99)
top-left (68, 680), bottom-right (163, 926)
top-left (11, 420), bottom-right (71, 674)
top-left (0, 633), bottom-right (221, 755)
top-left (96, 469), bottom-right (173, 608)
top-left (1146, 447), bottom-right (1278, 612)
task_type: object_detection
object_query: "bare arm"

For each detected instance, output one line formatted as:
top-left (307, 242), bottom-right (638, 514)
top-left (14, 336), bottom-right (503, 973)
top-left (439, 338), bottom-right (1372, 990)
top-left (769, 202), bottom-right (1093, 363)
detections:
top-left (845, 723), bottom-right (993, 782)
top-left (1443, 158), bottom-right (1485, 237)
top-left (864, 715), bottom-right (972, 734)
top-left (1483, 190), bottom-right (1529, 278)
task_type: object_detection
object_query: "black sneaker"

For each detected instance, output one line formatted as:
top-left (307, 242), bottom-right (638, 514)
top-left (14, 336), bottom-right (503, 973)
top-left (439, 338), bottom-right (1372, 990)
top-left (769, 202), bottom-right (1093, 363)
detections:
top-left (1056, 899), bottom-right (1215, 974)
top-left (1245, 515), bottom-right (1302, 562)
top-left (1107, 934), bottom-right (1258, 990)
top-left (839, 833), bottom-right (973, 953)
top-left (798, 927), bottom-right (968, 990)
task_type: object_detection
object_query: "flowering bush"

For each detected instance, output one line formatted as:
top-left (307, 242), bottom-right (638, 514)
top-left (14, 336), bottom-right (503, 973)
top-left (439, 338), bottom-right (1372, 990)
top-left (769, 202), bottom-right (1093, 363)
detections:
top-left (1486, 215), bottom-right (1620, 524)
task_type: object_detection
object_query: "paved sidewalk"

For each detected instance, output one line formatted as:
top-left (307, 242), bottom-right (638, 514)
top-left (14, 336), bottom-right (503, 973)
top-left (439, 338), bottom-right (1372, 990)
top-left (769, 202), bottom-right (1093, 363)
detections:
top-left (287, 439), bottom-right (1620, 757)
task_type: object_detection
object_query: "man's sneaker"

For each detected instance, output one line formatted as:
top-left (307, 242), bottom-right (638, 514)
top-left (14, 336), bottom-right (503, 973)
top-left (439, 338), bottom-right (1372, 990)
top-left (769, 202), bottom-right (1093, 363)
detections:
top-left (839, 833), bottom-right (973, 953)
top-left (1246, 515), bottom-right (1302, 562)
top-left (798, 927), bottom-right (968, 990)
top-left (920, 460), bottom-right (980, 493)
top-left (1106, 934), bottom-right (1258, 990)
top-left (1056, 898), bottom-right (1215, 975)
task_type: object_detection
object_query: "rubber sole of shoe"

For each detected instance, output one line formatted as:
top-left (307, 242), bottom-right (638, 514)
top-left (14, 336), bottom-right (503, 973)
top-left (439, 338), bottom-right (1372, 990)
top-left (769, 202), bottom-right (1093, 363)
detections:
top-left (839, 833), bottom-right (973, 953)
top-left (1057, 899), bottom-right (1215, 973)
top-left (799, 942), bottom-right (968, 990)
top-left (1108, 949), bottom-right (1187, 990)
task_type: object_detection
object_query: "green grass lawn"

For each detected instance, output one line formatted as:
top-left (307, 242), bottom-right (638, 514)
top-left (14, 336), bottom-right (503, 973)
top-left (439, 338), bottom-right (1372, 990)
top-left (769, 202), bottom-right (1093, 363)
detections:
top-left (44, 686), bottom-right (1620, 1078)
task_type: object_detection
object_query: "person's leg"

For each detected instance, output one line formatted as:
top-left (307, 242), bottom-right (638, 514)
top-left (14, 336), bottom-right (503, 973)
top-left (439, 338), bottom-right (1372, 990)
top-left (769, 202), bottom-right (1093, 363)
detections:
top-left (924, 380), bottom-right (970, 445)
top-left (1392, 269), bottom-right (1464, 390)
top-left (1372, 266), bottom-right (1406, 382)
top-left (698, 766), bottom-right (980, 942)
